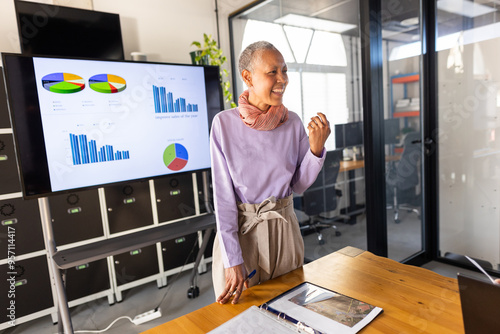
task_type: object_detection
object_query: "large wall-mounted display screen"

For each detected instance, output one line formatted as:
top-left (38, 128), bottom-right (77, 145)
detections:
top-left (2, 54), bottom-right (222, 198)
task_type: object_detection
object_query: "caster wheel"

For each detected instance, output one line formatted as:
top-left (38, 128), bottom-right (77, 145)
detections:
top-left (318, 239), bottom-right (325, 245)
top-left (395, 219), bottom-right (401, 224)
top-left (187, 286), bottom-right (200, 299)
top-left (335, 231), bottom-right (341, 237)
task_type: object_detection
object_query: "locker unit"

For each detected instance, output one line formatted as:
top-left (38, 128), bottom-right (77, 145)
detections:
top-left (0, 134), bottom-right (21, 195)
top-left (113, 245), bottom-right (159, 286)
top-left (0, 197), bottom-right (44, 256)
top-left (0, 67), bottom-right (11, 129)
top-left (49, 189), bottom-right (104, 246)
top-left (112, 244), bottom-right (160, 302)
top-left (105, 181), bottom-right (154, 234)
top-left (64, 258), bottom-right (111, 302)
top-left (161, 232), bottom-right (199, 271)
top-left (155, 174), bottom-right (196, 223)
top-left (0, 255), bottom-right (53, 321)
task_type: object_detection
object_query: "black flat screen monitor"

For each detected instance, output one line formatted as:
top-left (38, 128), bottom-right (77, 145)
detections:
top-left (15, 0), bottom-right (124, 60)
top-left (335, 121), bottom-right (363, 149)
top-left (2, 54), bottom-right (222, 198)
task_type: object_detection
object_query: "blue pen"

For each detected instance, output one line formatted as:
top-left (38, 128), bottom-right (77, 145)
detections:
top-left (245, 269), bottom-right (256, 283)
top-left (230, 269), bottom-right (257, 298)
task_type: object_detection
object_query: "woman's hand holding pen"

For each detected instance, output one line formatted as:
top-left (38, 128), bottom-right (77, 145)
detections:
top-left (217, 264), bottom-right (248, 304)
top-left (308, 112), bottom-right (331, 157)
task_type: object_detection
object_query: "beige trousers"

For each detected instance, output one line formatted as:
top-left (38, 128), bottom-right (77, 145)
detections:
top-left (212, 195), bottom-right (304, 298)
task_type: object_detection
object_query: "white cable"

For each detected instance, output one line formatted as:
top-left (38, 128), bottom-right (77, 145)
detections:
top-left (52, 236), bottom-right (199, 333)
top-left (52, 316), bottom-right (134, 334)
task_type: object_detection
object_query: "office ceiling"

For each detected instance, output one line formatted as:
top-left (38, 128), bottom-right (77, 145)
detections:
top-left (236, 0), bottom-right (500, 43)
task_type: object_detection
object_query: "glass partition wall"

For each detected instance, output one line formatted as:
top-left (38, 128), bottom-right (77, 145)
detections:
top-left (437, 0), bottom-right (500, 274)
top-left (382, 2), bottom-right (424, 261)
top-left (229, 0), bottom-right (500, 272)
top-left (229, 0), bottom-right (368, 261)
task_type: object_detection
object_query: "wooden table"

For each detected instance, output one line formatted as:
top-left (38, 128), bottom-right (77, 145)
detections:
top-left (340, 159), bottom-right (365, 173)
top-left (339, 155), bottom-right (400, 173)
top-left (142, 247), bottom-right (463, 334)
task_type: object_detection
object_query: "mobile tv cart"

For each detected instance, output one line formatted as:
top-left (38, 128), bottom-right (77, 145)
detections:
top-left (41, 171), bottom-right (215, 334)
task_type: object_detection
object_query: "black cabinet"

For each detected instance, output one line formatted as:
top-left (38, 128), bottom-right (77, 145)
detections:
top-left (0, 135), bottom-right (21, 195)
top-left (49, 189), bottom-right (104, 246)
top-left (64, 258), bottom-right (110, 302)
top-left (0, 68), bottom-right (11, 129)
top-left (105, 181), bottom-right (154, 234)
top-left (155, 174), bottom-right (195, 223)
top-left (113, 245), bottom-right (159, 286)
top-left (0, 255), bottom-right (53, 318)
top-left (161, 232), bottom-right (198, 271)
top-left (0, 197), bottom-right (44, 256)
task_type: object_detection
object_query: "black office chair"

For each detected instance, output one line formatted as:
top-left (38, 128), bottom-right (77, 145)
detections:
top-left (386, 131), bottom-right (421, 224)
top-left (294, 150), bottom-right (347, 244)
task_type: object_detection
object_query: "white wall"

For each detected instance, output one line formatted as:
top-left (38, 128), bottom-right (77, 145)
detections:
top-left (93, 0), bottom-right (217, 63)
top-left (0, 0), bottom-right (23, 57)
top-left (0, 0), bottom-right (251, 74)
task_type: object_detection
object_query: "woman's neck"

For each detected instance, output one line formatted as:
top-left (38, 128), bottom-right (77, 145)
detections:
top-left (247, 93), bottom-right (270, 112)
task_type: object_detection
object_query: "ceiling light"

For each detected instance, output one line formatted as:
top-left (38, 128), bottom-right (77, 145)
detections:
top-left (389, 21), bottom-right (500, 61)
top-left (274, 14), bottom-right (356, 33)
top-left (437, 0), bottom-right (496, 18)
top-left (400, 17), bottom-right (419, 27)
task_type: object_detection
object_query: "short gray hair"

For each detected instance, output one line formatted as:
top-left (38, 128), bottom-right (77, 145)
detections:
top-left (238, 41), bottom-right (278, 77)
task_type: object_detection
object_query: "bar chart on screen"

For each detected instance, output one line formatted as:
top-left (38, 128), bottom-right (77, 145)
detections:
top-left (69, 133), bottom-right (130, 165)
top-left (152, 85), bottom-right (199, 113)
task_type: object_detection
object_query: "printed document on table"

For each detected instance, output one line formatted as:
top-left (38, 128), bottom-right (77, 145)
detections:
top-left (266, 282), bottom-right (383, 334)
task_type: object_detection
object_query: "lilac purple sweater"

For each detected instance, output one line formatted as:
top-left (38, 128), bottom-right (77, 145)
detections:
top-left (210, 108), bottom-right (325, 268)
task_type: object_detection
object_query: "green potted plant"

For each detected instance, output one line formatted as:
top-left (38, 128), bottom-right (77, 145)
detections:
top-left (191, 34), bottom-right (236, 108)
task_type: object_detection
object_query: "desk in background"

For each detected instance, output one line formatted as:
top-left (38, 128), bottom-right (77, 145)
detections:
top-left (142, 246), bottom-right (463, 334)
top-left (339, 159), bottom-right (365, 222)
top-left (339, 156), bottom-right (401, 222)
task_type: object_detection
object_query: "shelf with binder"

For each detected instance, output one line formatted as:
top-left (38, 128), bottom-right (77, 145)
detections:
top-left (390, 72), bottom-right (420, 120)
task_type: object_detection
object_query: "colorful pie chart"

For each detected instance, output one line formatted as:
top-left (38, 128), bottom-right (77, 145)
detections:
top-left (42, 73), bottom-right (85, 94)
top-left (89, 74), bottom-right (127, 93)
top-left (163, 143), bottom-right (188, 171)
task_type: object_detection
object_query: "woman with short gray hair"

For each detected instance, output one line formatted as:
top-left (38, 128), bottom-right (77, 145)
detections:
top-left (211, 41), bottom-right (331, 304)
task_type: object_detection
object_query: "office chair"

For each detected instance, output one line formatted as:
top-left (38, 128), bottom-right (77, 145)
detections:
top-left (386, 131), bottom-right (422, 224)
top-left (294, 150), bottom-right (348, 244)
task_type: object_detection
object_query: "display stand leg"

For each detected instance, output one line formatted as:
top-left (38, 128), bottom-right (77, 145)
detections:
top-left (188, 171), bottom-right (214, 298)
top-left (189, 227), bottom-right (214, 286)
top-left (39, 197), bottom-right (74, 334)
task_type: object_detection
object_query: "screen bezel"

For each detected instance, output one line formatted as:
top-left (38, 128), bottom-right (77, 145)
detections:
top-left (2, 53), bottom-right (223, 199)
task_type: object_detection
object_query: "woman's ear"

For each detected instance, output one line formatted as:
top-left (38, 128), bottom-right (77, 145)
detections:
top-left (242, 69), bottom-right (252, 88)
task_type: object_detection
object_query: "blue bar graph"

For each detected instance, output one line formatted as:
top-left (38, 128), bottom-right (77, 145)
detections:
top-left (69, 133), bottom-right (130, 165)
top-left (152, 85), bottom-right (198, 113)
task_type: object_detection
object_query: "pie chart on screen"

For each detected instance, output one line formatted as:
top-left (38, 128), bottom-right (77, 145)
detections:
top-left (89, 74), bottom-right (127, 93)
top-left (42, 73), bottom-right (85, 93)
top-left (163, 143), bottom-right (188, 171)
